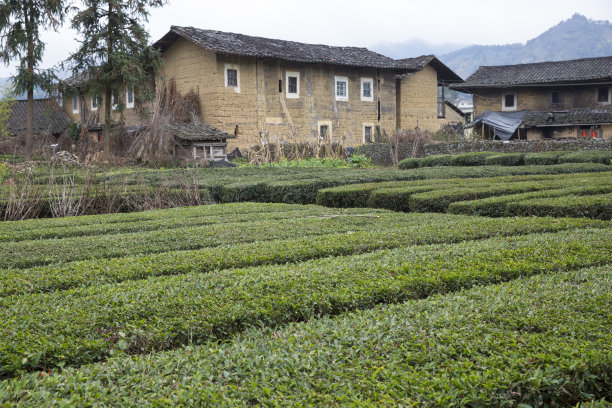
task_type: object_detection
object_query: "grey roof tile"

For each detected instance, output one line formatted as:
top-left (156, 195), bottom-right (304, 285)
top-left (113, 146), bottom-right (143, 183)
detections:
top-left (454, 56), bottom-right (612, 90)
top-left (156, 26), bottom-right (400, 69)
top-left (165, 123), bottom-right (235, 142)
top-left (8, 99), bottom-right (71, 135)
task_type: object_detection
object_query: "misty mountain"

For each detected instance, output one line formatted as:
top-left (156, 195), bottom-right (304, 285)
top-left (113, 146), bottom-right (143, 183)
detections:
top-left (441, 14), bottom-right (612, 79)
top-left (0, 77), bottom-right (53, 100)
top-left (371, 39), bottom-right (467, 60)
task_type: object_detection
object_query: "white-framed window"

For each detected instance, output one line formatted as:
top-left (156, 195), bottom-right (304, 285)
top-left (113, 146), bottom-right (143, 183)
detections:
top-left (361, 78), bottom-right (373, 102)
top-left (224, 64), bottom-right (240, 93)
top-left (286, 71), bottom-right (300, 99)
top-left (56, 92), bottom-right (63, 107)
top-left (91, 96), bottom-right (99, 111)
top-left (502, 93), bottom-right (517, 111)
top-left (363, 123), bottom-right (374, 143)
top-left (72, 95), bottom-right (79, 114)
top-left (111, 94), bottom-right (117, 111)
top-left (126, 88), bottom-right (135, 109)
top-left (335, 76), bottom-right (348, 101)
top-left (597, 87), bottom-right (610, 105)
top-left (318, 120), bottom-right (332, 141)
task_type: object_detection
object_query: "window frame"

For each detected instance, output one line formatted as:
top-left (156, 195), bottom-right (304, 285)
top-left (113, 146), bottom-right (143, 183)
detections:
top-left (126, 88), bottom-right (135, 109)
top-left (502, 92), bottom-right (517, 111)
top-left (335, 76), bottom-right (349, 101)
top-left (361, 78), bottom-right (373, 102)
top-left (363, 123), bottom-right (374, 144)
top-left (318, 120), bottom-right (333, 141)
top-left (224, 64), bottom-right (240, 93)
top-left (72, 95), bottom-right (79, 114)
top-left (550, 90), bottom-right (561, 107)
top-left (286, 71), bottom-right (300, 99)
top-left (91, 96), bottom-right (99, 111)
top-left (597, 87), bottom-right (610, 105)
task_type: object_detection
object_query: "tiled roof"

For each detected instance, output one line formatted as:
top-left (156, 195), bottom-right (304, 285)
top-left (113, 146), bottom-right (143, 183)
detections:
top-left (8, 99), bottom-right (71, 135)
top-left (522, 107), bottom-right (612, 127)
top-left (396, 55), bottom-right (463, 83)
top-left (155, 26), bottom-right (400, 69)
top-left (164, 123), bottom-right (235, 142)
top-left (454, 56), bottom-right (612, 90)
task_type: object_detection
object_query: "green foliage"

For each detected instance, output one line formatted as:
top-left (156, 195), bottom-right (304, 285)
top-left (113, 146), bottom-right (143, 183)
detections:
top-left (0, 162), bottom-right (8, 183)
top-left (484, 152), bottom-right (525, 166)
top-left (0, 227), bottom-right (609, 377)
top-left (449, 151), bottom-right (498, 166)
top-left (524, 151), bottom-right (564, 165)
top-left (418, 154), bottom-right (453, 167)
top-left (0, 81), bottom-right (16, 137)
top-left (66, 0), bottom-right (166, 150)
top-left (317, 171), bottom-right (612, 218)
top-left (2, 208), bottom-right (602, 298)
top-left (397, 157), bottom-right (420, 169)
top-left (558, 150), bottom-right (612, 165)
top-left (2, 266), bottom-right (609, 406)
top-left (67, 122), bottom-right (82, 144)
top-left (347, 153), bottom-right (372, 168)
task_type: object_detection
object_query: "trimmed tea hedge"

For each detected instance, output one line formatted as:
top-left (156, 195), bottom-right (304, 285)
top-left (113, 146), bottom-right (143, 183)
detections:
top-left (505, 193), bottom-right (612, 219)
top-left (484, 153), bottom-right (525, 166)
top-left (1, 266), bottom-right (610, 406)
top-left (1, 213), bottom-right (602, 298)
top-left (0, 228), bottom-right (609, 377)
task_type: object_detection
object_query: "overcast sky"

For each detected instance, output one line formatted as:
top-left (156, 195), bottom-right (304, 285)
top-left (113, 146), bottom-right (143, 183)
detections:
top-left (1, 0), bottom-right (611, 77)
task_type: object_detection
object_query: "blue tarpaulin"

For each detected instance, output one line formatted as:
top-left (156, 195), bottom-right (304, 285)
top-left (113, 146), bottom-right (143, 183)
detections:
top-left (466, 110), bottom-right (527, 140)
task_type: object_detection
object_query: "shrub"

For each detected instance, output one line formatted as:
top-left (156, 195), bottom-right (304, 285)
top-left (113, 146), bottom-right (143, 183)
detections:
top-left (449, 151), bottom-right (498, 166)
top-left (484, 153), bottom-right (525, 166)
top-left (524, 151), bottom-right (564, 165)
top-left (3, 266), bottom-right (609, 406)
top-left (0, 228), bottom-right (609, 377)
top-left (397, 157), bottom-right (420, 169)
top-left (366, 185), bottom-right (435, 212)
top-left (558, 151), bottom-right (612, 165)
top-left (506, 193), bottom-right (612, 219)
top-left (418, 154), bottom-right (453, 167)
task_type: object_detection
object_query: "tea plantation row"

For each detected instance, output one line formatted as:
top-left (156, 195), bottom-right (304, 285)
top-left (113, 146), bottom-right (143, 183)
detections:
top-left (2, 163), bottom-right (610, 220)
top-left (1, 266), bottom-right (609, 406)
top-left (0, 226), bottom-right (610, 377)
top-left (317, 171), bottom-right (612, 218)
top-left (398, 150), bottom-right (612, 168)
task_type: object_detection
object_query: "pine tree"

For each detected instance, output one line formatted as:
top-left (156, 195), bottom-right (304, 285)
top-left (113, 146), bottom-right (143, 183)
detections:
top-left (0, 0), bottom-right (66, 160)
top-left (66, 0), bottom-right (166, 153)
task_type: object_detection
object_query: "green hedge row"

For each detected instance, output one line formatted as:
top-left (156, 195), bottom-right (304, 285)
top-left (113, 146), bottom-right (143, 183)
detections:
top-left (2, 213), bottom-right (602, 298)
top-left (398, 151), bottom-right (612, 169)
top-left (317, 171), bottom-right (612, 216)
top-left (0, 203), bottom-right (355, 243)
top-left (448, 187), bottom-right (612, 219)
top-left (0, 228), bottom-right (609, 378)
top-left (0, 207), bottom-right (393, 269)
top-left (2, 266), bottom-right (609, 406)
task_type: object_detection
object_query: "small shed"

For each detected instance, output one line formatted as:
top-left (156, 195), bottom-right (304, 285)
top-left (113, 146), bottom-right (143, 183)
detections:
top-left (164, 123), bottom-right (235, 161)
top-left (8, 99), bottom-right (71, 138)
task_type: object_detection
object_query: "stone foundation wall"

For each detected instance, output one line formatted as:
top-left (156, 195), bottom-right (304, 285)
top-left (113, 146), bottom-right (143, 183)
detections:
top-left (422, 139), bottom-right (612, 156)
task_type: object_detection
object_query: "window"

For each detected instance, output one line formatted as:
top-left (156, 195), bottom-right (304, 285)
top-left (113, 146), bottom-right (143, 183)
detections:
top-left (72, 95), bottom-right (79, 114)
top-left (286, 71), bottom-right (299, 98)
top-left (224, 64), bottom-right (240, 93)
top-left (126, 88), bottom-right (134, 109)
top-left (363, 125), bottom-right (373, 143)
top-left (56, 92), bottom-right (63, 107)
top-left (597, 87), bottom-right (610, 104)
top-left (550, 91), bottom-right (561, 106)
top-left (227, 69), bottom-right (237, 87)
top-left (335, 76), bottom-right (348, 101)
top-left (502, 93), bottom-right (516, 111)
top-left (361, 78), bottom-right (373, 102)
top-left (91, 96), bottom-right (99, 111)
top-left (111, 93), bottom-right (118, 111)
top-left (320, 125), bottom-right (329, 140)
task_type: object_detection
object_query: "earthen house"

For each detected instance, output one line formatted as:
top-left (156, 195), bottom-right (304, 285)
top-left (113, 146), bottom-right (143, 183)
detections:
top-left (454, 56), bottom-right (612, 140)
top-left (152, 26), bottom-right (463, 150)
